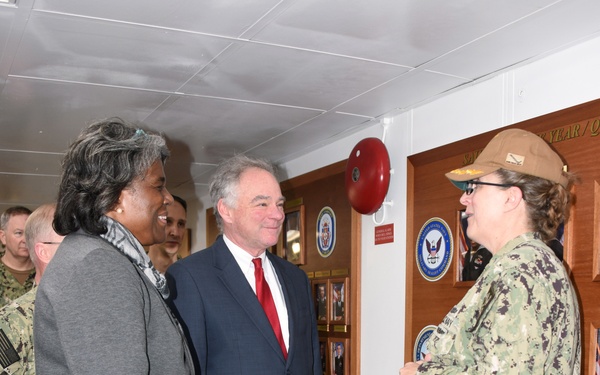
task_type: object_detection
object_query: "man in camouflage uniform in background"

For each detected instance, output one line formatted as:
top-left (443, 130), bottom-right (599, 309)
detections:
top-left (0, 206), bottom-right (34, 307)
top-left (0, 204), bottom-right (63, 374)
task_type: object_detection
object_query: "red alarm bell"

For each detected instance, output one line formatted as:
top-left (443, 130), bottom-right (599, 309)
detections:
top-left (345, 137), bottom-right (391, 215)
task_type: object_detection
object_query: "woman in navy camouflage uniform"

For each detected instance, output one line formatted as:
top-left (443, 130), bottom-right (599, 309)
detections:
top-left (401, 128), bottom-right (580, 374)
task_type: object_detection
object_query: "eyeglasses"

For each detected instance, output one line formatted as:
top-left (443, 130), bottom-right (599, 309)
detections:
top-left (464, 180), bottom-right (513, 195)
top-left (41, 241), bottom-right (61, 245)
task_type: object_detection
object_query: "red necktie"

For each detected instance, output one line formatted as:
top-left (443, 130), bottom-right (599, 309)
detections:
top-left (252, 258), bottom-right (287, 359)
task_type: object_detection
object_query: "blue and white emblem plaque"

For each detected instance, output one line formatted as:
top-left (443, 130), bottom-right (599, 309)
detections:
top-left (416, 217), bottom-right (453, 282)
top-left (413, 325), bottom-right (437, 361)
top-left (316, 206), bottom-right (336, 258)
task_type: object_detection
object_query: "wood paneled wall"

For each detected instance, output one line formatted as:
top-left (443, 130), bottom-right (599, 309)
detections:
top-left (280, 160), bottom-right (361, 375)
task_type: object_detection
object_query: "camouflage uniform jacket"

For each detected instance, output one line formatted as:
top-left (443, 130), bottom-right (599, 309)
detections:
top-left (0, 286), bottom-right (36, 375)
top-left (418, 232), bottom-right (581, 374)
top-left (0, 261), bottom-right (35, 307)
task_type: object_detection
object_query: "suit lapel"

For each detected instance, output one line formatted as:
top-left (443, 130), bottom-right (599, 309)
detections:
top-left (213, 239), bottom-right (286, 362)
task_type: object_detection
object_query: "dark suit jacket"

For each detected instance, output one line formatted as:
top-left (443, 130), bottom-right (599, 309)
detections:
top-left (334, 355), bottom-right (344, 375)
top-left (166, 236), bottom-right (321, 374)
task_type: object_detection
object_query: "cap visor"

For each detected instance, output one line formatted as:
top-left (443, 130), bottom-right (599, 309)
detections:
top-left (449, 180), bottom-right (469, 191)
top-left (445, 163), bottom-right (499, 190)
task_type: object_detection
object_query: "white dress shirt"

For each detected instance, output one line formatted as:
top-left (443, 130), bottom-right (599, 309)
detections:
top-left (223, 234), bottom-right (290, 350)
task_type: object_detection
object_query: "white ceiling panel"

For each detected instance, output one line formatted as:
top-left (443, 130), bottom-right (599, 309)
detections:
top-left (251, 0), bottom-right (557, 66)
top-left (12, 11), bottom-right (231, 91)
top-left (0, 174), bottom-right (60, 210)
top-left (144, 94), bottom-right (323, 164)
top-left (250, 112), bottom-right (373, 163)
top-left (0, 8), bottom-right (16, 59)
top-left (32, 0), bottom-right (283, 37)
top-left (0, 77), bottom-right (172, 151)
top-left (428, 0), bottom-right (600, 79)
top-left (0, 150), bottom-right (62, 176)
top-left (181, 42), bottom-right (410, 110)
top-left (336, 70), bottom-right (468, 117)
top-left (189, 163), bottom-right (218, 184)
top-left (1, 0), bottom-right (599, 206)
top-left (0, 3), bottom-right (25, 94)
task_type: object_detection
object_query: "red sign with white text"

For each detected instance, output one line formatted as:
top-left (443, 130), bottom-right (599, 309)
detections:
top-left (374, 223), bottom-right (394, 245)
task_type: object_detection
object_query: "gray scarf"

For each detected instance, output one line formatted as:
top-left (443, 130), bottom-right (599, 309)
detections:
top-left (99, 216), bottom-right (169, 299)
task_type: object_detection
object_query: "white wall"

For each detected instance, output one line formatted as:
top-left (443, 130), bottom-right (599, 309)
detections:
top-left (277, 34), bottom-right (600, 374)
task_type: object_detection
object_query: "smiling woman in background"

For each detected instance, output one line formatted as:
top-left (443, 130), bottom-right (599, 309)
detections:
top-left (34, 118), bottom-right (194, 374)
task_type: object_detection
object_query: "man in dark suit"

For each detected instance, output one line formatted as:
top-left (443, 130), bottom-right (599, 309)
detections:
top-left (332, 285), bottom-right (344, 321)
top-left (166, 154), bottom-right (321, 374)
top-left (316, 284), bottom-right (327, 320)
top-left (334, 343), bottom-right (344, 375)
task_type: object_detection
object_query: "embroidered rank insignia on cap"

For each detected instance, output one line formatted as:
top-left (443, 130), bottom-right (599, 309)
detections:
top-left (449, 168), bottom-right (484, 176)
top-left (505, 153), bottom-right (524, 166)
top-left (0, 328), bottom-right (20, 368)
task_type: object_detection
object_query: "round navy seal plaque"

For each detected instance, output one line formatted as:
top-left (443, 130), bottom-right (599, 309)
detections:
top-left (415, 217), bottom-right (453, 282)
top-left (316, 206), bottom-right (336, 258)
top-left (413, 325), bottom-right (436, 361)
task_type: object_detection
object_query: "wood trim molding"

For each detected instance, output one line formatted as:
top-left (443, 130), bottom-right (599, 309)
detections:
top-left (404, 157), bottom-right (416, 361)
top-left (350, 209), bottom-right (361, 373)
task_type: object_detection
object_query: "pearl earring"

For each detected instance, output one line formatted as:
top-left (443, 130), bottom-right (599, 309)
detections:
top-left (116, 208), bottom-right (123, 214)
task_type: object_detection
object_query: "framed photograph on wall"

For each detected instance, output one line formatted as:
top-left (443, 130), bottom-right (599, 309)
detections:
top-left (328, 338), bottom-right (349, 375)
top-left (319, 339), bottom-right (327, 375)
top-left (312, 280), bottom-right (329, 323)
top-left (329, 277), bottom-right (349, 325)
top-left (281, 204), bottom-right (305, 265)
top-left (456, 210), bottom-right (491, 283)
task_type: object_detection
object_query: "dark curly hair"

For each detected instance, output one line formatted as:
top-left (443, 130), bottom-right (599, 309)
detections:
top-left (54, 118), bottom-right (169, 236)
top-left (495, 168), bottom-right (574, 243)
